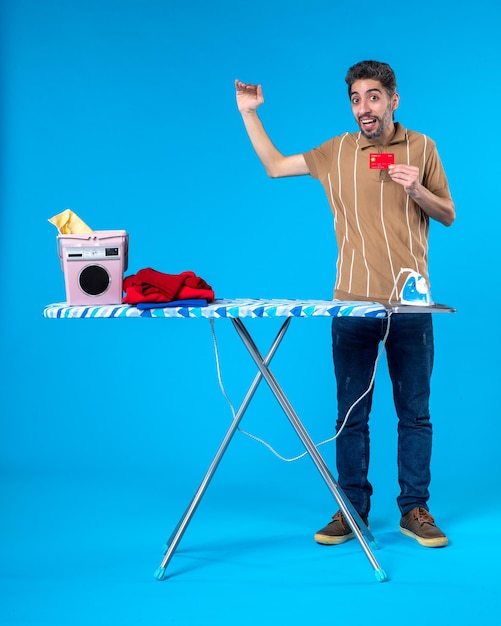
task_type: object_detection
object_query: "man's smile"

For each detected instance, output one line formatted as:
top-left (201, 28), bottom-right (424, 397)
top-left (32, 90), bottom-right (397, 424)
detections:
top-left (360, 116), bottom-right (379, 131)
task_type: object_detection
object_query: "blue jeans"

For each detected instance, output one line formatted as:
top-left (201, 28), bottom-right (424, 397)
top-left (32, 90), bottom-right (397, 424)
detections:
top-left (332, 314), bottom-right (434, 517)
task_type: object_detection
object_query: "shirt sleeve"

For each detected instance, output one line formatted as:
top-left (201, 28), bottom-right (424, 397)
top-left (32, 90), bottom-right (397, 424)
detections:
top-left (422, 141), bottom-right (452, 198)
top-left (303, 138), bottom-right (336, 182)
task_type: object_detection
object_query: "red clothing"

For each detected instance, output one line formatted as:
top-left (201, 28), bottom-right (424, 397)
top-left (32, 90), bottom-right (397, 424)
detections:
top-left (123, 268), bottom-right (214, 304)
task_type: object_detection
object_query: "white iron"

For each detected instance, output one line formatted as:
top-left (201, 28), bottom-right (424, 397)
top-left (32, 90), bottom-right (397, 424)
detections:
top-left (399, 269), bottom-right (433, 306)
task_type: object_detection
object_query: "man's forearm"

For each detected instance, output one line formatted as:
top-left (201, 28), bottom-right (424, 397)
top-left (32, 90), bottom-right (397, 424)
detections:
top-left (388, 163), bottom-right (456, 226)
top-left (408, 184), bottom-right (456, 227)
top-left (239, 110), bottom-right (309, 178)
top-left (240, 110), bottom-right (283, 177)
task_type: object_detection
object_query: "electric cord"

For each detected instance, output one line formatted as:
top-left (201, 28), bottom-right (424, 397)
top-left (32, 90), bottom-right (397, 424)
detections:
top-left (209, 313), bottom-right (392, 463)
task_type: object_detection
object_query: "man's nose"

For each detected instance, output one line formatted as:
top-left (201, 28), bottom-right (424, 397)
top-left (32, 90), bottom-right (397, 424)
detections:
top-left (357, 99), bottom-right (370, 115)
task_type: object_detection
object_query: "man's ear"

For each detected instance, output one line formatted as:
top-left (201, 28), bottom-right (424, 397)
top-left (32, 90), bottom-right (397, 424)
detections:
top-left (392, 93), bottom-right (400, 112)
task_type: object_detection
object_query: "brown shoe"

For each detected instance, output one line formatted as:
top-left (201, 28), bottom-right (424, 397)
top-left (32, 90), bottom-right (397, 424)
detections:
top-left (400, 507), bottom-right (448, 548)
top-left (314, 510), bottom-right (368, 545)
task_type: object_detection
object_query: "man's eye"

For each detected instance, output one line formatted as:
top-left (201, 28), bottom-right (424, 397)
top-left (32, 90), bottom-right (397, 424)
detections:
top-left (352, 98), bottom-right (359, 104)
top-left (370, 95), bottom-right (378, 101)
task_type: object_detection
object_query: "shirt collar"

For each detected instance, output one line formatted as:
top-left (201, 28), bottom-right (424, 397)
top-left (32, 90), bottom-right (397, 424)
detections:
top-left (358, 122), bottom-right (407, 150)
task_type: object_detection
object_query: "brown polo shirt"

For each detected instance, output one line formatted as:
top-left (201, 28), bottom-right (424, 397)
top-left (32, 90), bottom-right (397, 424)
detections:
top-left (303, 123), bottom-right (451, 302)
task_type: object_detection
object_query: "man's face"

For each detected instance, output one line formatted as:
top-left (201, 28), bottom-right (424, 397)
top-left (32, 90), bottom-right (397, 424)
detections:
top-left (350, 79), bottom-right (399, 143)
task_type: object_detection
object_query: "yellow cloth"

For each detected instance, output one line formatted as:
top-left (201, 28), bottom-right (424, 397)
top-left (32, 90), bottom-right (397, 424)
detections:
top-left (48, 209), bottom-right (93, 234)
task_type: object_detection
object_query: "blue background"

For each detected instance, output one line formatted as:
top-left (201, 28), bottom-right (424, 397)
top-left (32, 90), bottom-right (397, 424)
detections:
top-left (1, 1), bottom-right (500, 624)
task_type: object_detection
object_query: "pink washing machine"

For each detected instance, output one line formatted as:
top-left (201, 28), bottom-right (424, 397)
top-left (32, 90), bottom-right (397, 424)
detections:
top-left (57, 230), bottom-right (129, 305)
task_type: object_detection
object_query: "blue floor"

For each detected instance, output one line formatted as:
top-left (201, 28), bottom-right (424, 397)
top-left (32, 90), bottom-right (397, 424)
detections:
top-left (2, 460), bottom-right (500, 626)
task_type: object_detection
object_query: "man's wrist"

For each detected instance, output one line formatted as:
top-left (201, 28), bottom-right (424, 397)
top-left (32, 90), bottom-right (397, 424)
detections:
top-left (405, 180), bottom-right (422, 198)
top-left (240, 108), bottom-right (259, 117)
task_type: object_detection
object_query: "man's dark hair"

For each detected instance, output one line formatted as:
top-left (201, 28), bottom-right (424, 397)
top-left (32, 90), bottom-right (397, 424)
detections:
top-left (345, 60), bottom-right (397, 98)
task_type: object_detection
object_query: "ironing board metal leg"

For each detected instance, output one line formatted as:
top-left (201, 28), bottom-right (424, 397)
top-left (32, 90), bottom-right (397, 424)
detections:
top-left (231, 318), bottom-right (387, 581)
top-left (155, 318), bottom-right (292, 581)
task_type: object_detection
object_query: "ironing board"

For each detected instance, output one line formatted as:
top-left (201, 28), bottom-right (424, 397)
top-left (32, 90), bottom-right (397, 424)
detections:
top-left (43, 298), bottom-right (455, 583)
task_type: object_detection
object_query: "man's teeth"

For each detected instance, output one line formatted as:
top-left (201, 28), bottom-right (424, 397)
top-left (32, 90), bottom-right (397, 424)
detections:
top-left (362, 118), bottom-right (376, 125)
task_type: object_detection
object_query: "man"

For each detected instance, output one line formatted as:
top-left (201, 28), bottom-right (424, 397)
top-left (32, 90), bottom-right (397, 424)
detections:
top-left (235, 60), bottom-right (455, 548)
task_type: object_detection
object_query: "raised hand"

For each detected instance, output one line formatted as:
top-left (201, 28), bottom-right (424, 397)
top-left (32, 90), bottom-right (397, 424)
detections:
top-left (235, 79), bottom-right (264, 113)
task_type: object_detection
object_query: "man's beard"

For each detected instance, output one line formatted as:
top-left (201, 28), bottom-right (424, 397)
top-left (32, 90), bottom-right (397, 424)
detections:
top-left (360, 122), bottom-right (384, 140)
top-left (359, 105), bottom-right (393, 140)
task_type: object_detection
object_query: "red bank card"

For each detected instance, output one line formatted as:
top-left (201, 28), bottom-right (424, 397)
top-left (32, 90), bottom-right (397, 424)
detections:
top-left (369, 153), bottom-right (394, 169)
